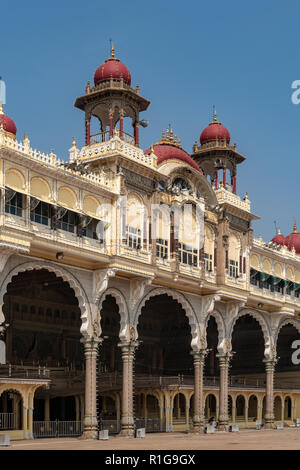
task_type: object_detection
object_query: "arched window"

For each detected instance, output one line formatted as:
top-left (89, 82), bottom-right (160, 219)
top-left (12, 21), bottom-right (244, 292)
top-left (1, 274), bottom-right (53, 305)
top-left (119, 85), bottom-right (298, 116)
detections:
top-left (228, 233), bottom-right (240, 278)
top-left (204, 225), bottom-right (214, 272)
top-left (178, 205), bottom-right (199, 267)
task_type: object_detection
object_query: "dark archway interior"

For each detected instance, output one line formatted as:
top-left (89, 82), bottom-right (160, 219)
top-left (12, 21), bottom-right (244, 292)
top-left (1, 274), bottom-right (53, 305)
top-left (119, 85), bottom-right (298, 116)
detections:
top-left (100, 295), bottom-right (121, 373)
top-left (136, 294), bottom-right (193, 375)
top-left (205, 317), bottom-right (219, 376)
top-left (3, 269), bottom-right (83, 366)
top-left (231, 315), bottom-right (265, 375)
top-left (277, 324), bottom-right (300, 372)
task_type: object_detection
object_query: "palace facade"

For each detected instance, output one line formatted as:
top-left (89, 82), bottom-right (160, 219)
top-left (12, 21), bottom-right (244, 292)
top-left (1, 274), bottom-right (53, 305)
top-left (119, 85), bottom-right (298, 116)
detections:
top-left (1, 46), bottom-right (300, 440)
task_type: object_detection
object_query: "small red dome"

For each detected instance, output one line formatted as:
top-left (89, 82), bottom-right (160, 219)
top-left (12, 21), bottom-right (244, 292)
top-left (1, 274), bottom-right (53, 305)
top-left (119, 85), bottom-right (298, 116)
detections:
top-left (284, 221), bottom-right (300, 254)
top-left (94, 46), bottom-right (131, 86)
top-left (272, 229), bottom-right (285, 246)
top-left (0, 105), bottom-right (17, 135)
top-left (200, 111), bottom-right (230, 145)
top-left (145, 143), bottom-right (202, 173)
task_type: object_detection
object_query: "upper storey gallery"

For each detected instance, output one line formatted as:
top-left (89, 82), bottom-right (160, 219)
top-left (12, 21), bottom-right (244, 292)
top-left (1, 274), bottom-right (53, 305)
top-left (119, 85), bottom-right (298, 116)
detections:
top-left (0, 45), bottom-right (300, 307)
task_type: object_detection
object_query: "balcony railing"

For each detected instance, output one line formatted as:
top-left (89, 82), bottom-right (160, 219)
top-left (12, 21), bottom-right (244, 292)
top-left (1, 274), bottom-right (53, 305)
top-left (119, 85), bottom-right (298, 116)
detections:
top-left (90, 130), bottom-right (135, 146)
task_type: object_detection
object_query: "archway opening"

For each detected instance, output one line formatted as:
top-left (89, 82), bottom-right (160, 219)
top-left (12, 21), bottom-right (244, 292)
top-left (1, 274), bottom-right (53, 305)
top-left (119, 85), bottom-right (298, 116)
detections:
top-left (248, 395), bottom-right (258, 421)
top-left (236, 395), bottom-right (245, 421)
top-left (100, 295), bottom-right (122, 373)
top-left (284, 396), bottom-right (292, 420)
top-left (205, 316), bottom-right (219, 377)
top-left (136, 294), bottom-right (193, 376)
top-left (274, 396), bottom-right (282, 421)
top-left (231, 315), bottom-right (265, 380)
top-left (0, 390), bottom-right (23, 430)
top-left (2, 269), bottom-right (83, 425)
top-left (205, 394), bottom-right (217, 420)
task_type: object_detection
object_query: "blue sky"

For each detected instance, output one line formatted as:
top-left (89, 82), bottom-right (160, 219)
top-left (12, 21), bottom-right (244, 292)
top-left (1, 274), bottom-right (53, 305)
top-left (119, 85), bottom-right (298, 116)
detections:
top-left (1, 0), bottom-right (300, 240)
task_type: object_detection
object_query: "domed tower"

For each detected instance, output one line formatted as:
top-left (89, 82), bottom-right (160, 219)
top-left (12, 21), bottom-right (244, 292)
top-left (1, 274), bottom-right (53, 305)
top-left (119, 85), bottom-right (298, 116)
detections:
top-left (284, 220), bottom-right (300, 254)
top-left (74, 44), bottom-right (150, 147)
top-left (0, 104), bottom-right (17, 138)
top-left (191, 110), bottom-right (246, 194)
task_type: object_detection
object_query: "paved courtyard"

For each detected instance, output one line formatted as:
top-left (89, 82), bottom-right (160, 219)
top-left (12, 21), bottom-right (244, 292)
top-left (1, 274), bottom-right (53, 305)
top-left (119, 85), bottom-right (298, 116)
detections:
top-left (3, 428), bottom-right (300, 450)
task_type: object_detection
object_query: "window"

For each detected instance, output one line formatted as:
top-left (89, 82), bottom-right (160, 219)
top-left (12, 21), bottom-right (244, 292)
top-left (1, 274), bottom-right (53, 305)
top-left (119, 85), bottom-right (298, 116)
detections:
top-left (178, 242), bottom-right (198, 267)
top-left (125, 225), bottom-right (141, 249)
top-left (229, 259), bottom-right (239, 278)
top-left (82, 219), bottom-right (100, 240)
top-left (57, 210), bottom-right (77, 233)
top-left (30, 201), bottom-right (50, 225)
top-left (5, 192), bottom-right (23, 217)
top-left (156, 238), bottom-right (168, 259)
top-left (204, 253), bottom-right (213, 272)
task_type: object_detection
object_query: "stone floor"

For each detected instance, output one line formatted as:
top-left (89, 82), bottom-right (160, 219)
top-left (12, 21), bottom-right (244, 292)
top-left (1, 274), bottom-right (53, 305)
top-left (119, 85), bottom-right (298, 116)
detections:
top-left (3, 428), bottom-right (300, 450)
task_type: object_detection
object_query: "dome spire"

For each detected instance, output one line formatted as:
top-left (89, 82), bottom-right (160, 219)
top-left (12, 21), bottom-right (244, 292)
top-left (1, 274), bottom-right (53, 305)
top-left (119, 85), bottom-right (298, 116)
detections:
top-left (213, 105), bottom-right (218, 122)
top-left (0, 103), bottom-right (3, 115)
top-left (293, 219), bottom-right (298, 233)
top-left (110, 42), bottom-right (115, 59)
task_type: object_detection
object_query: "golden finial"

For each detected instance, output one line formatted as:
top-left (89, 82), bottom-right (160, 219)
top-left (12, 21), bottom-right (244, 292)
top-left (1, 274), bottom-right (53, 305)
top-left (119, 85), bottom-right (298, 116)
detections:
top-left (72, 136), bottom-right (77, 147)
top-left (293, 219), bottom-right (298, 233)
top-left (178, 136), bottom-right (181, 147)
top-left (166, 128), bottom-right (169, 140)
top-left (170, 127), bottom-right (173, 141)
top-left (0, 103), bottom-right (3, 115)
top-left (213, 107), bottom-right (218, 122)
top-left (174, 133), bottom-right (177, 145)
top-left (162, 128), bottom-right (165, 140)
top-left (111, 42), bottom-right (115, 58)
top-left (277, 227), bottom-right (281, 235)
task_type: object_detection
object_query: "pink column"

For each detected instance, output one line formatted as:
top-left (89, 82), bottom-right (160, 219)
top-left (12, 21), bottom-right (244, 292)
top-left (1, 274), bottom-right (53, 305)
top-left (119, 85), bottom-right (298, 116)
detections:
top-left (217, 353), bottom-right (232, 431)
top-left (264, 359), bottom-right (276, 429)
top-left (109, 117), bottom-right (113, 137)
top-left (119, 341), bottom-right (137, 436)
top-left (223, 168), bottom-right (226, 187)
top-left (191, 349), bottom-right (207, 433)
top-left (215, 171), bottom-right (218, 190)
top-left (134, 124), bottom-right (139, 147)
top-left (81, 337), bottom-right (101, 439)
top-left (120, 117), bottom-right (123, 138)
top-left (85, 118), bottom-right (90, 146)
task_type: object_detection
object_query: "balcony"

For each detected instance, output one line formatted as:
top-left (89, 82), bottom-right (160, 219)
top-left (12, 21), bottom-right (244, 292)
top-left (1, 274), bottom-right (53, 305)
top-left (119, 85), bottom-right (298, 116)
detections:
top-left (90, 130), bottom-right (135, 146)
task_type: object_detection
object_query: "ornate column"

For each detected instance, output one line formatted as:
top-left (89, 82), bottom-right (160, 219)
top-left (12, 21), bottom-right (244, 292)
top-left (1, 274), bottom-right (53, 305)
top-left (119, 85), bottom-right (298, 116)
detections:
top-left (217, 352), bottom-right (232, 431)
top-left (85, 115), bottom-right (91, 146)
top-left (81, 336), bottom-right (101, 439)
top-left (191, 349), bottom-right (207, 433)
top-left (22, 405), bottom-right (28, 439)
top-left (109, 109), bottom-right (114, 137)
top-left (119, 340), bottom-right (137, 437)
top-left (263, 358), bottom-right (276, 429)
top-left (134, 123), bottom-right (139, 147)
top-left (119, 109), bottom-right (124, 138)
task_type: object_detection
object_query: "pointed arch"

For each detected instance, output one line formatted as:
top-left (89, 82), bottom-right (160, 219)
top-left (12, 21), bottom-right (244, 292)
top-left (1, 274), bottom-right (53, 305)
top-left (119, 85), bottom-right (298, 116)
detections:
top-left (205, 310), bottom-right (226, 352)
top-left (230, 308), bottom-right (271, 358)
top-left (135, 287), bottom-right (200, 350)
top-left (98, 288), bottom-right (129, 342)
top-left (275, 318), bottom-right (300, 346)
top-left (0, 261), bottom-right (91, 337)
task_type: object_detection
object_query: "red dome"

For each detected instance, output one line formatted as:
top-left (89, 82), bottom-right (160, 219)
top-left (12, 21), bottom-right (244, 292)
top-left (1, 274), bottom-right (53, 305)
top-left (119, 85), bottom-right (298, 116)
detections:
top-left (0, 105), bottom-right (17, 135)
top-left (145, 143), bottom-right (202, 173)
top-left (284, 221), bottom-right (300, 254)
top-left (200, 112), bottom-right (230, 145)
top-left (272, 229), bottom-right (285, 246)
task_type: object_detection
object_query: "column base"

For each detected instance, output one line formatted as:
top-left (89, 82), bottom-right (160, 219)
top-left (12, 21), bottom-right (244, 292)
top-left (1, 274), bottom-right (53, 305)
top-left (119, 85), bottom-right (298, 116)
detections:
top-left (192, 422), bottom-right (205, 434)
top-left (217, 423), bottom-right (229, 432)
top-left (80, 428), bottom-right (98, 440)
top-left (264, 422), bottom-right (275, 430)
top-left (120, 427), bottom-right (135, 437)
